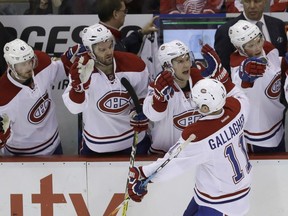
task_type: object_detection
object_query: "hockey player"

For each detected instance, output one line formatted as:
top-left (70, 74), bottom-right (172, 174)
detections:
top-left (62, 23), bottom-right (150, 155)
top-left (128, 78), bottom-right (252, 215)
top-left (229, 20), bottom-right (286, 153)
top-left (0, 39), bottom-right (68, 155)
top-left (143, 40), bottom-right (233, 154)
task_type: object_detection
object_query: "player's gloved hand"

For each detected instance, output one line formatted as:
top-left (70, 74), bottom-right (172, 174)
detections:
top-left (130, 110), bottom-right (149, 132)
top-left (153, 71), bottom-right (178, 102)
top-left (70, 54), bottom-right (94, 93)
top-left (198, 44), bottom-right (229, 83)
top-left (61, 44), bottom-right (87, 71)
top-left (239, 57), bottom-right (267, 88)
top-left (128, 166), bottom-right (148, 202)
top-left (0, 114), bottom-right (11, 148)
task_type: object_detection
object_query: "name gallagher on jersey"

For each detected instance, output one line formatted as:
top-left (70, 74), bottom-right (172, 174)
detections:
top-left (208, 114), bottom-right (245, 150)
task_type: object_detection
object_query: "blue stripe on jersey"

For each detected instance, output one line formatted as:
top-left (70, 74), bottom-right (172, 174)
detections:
top-left (194, 188), bottom-right (250, 205)
top-left (244, 123), bottom-right (282, 142)
top-left (84, 133), bottom-right (134, 144)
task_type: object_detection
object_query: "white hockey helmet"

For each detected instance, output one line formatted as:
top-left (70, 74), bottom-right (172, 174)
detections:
top-left (81, 23), bottom-right (114, 53)
top-left (158, 40), bottom-right (194, 69)
top-left (229, 20), bottom-right (262, 55)
top-left (4, 39), bottom-right (35, 70)
top-left (192, 78), bottom-right (227, 115)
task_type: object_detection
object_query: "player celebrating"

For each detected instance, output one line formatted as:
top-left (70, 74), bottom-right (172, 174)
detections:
top-left (143, 40), bottom-right (233, 154)
top-left (229, 20), bottom-right (286, 153)
top-left (128, 78), bottom-right (251, 215)
top-left (0, 39), bottom-right (67, 155)
top-left (62, 23), bottom-right (150, 155)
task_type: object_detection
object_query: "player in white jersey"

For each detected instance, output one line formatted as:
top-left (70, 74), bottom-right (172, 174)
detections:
top-left (0, 39), bottom-right (68, 155)
top-left (229, 20), bottom-right (286, 153)
top-left (62, 23), bottom-right (150, 155)
top-left (128, 78), bottom-right (251, 215)
top-left (143, 40), bottom-right (233, 154)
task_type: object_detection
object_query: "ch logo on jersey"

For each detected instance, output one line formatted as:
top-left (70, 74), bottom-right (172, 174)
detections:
top-left (28, 92), bottom-right (51, 124)
top-left (97, 90), bottom-right (131, 114)
top-left (265, 73), bottom-right (281, 99)
top-left (173, 110), bottom-right (201, 130)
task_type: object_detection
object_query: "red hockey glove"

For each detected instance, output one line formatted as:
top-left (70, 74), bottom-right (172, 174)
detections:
top-left (70, 54), bottom-right (94, 93)
top-left (61, 44), bottom-right (87, 72)
top-left (128, 166), bottom-right (148, 202)
top-left (0, 114), bottom-right (11, 148)
top-left (239, 57), bottom-right (267, 88)
top-left (153, 71), bottom-right (178, 102)
top-left (130, 110), bottom-right (149, 132)
top-left (199, 44), bottom-right (229, 83)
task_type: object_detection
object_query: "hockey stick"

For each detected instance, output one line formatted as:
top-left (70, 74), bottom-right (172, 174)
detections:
top-left (140, 134), bottom-right (196, 188)
top-left (120, 77), bottom-right (142, 216)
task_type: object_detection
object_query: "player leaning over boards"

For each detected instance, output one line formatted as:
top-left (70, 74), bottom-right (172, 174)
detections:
top-left (143, 40), bottom-right (235, 155)
top-left (62, 23), bottom-right (151, 155)
top-left (128, 78), bottom-right (252, 216)
top-left (229, 20), bottom-right (288, 153)
top-left (0, 39), bottom-right (68, 155)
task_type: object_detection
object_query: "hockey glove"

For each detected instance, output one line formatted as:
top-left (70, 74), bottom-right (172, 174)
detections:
top-left (0, 114), bottom-right (11, 148)
top-left (128, 166), bottom-right (148, 202)
top-left (153, 71), bottom-right (178, 102)
top-left (239, 57), bottom-right (266, 88)
top-left (130, 110), bottom-right (149, 132)
top-left (70, 54), bottom-right (94, 93)
top-left (61, 44), bottom-right (87, 72)
top-left (199, 44), bottom-right (229, 83)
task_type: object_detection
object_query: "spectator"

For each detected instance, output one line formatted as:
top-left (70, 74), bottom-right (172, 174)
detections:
top-left (143, 40), bottom-right (233, 154)
top-left (0, 21), bottom-right (15, 76)
top-left (24, 0), bottom-right (63, 14)
top-left (62, 23), bottom-right (151, 155)
top-left (58, 0), bottom-right (94, 14)
top-left (159, 0), bottom-right (224, 14)
top-left (226, 0), bottom-right (288, 13)
top-left (215, 0), bottom-right (287, 75)
top-left (229, 20), bottom-right (286, 153)
top-left (128, 78), bottom-right (252, 216)
top-left (0, 39), bottom-right (68, 155)
top-left (96, 0), bottom-right (158, 54)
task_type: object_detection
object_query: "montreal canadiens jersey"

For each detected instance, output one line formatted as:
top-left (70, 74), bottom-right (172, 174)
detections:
top-left (143, 68), bottom-right (203, 154)
top-left (143, 68), bottom-right (235, 154)
top-left (230, 42), bottom-right (285, 147)
top-left (142, 86), bottom-right (251, 215)
top-left (0, 50), bottom-right (67, 155)
top-left (62, 51), bottom-right (149, 153)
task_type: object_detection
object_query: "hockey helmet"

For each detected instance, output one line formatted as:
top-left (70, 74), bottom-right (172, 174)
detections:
top-left (192, 78), bottom-right (226, 115)
top-left (158, 40), bottom-right (194, 69)
top-left (4, 39), bottom-right (35, 70)
top-left (229, 20), bottom-right (262, 55)
top-left (81, 23), bottom-right (114, 53)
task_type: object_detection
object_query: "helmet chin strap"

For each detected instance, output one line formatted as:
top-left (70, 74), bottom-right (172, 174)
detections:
top-left (10, 68), bottom-right (26, 81)
top-left (10, 67), bottom-right (33, 83)
top-left (89, 52), bottom-right (110, 68)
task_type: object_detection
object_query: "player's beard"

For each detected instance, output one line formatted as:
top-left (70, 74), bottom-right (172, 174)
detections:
top-left (97, 55), bottom-right (113, 67)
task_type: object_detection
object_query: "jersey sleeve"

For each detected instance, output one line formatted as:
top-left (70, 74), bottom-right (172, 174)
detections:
top-left (142, 136), bottom-right (207, 183)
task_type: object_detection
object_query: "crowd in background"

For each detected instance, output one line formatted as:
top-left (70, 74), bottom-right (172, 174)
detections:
top-left (0, 0), bottom-right (287, 15)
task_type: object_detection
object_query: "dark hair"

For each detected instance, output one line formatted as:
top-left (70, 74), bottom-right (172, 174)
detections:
top-left (97, 0), bottom-right (124, 22)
